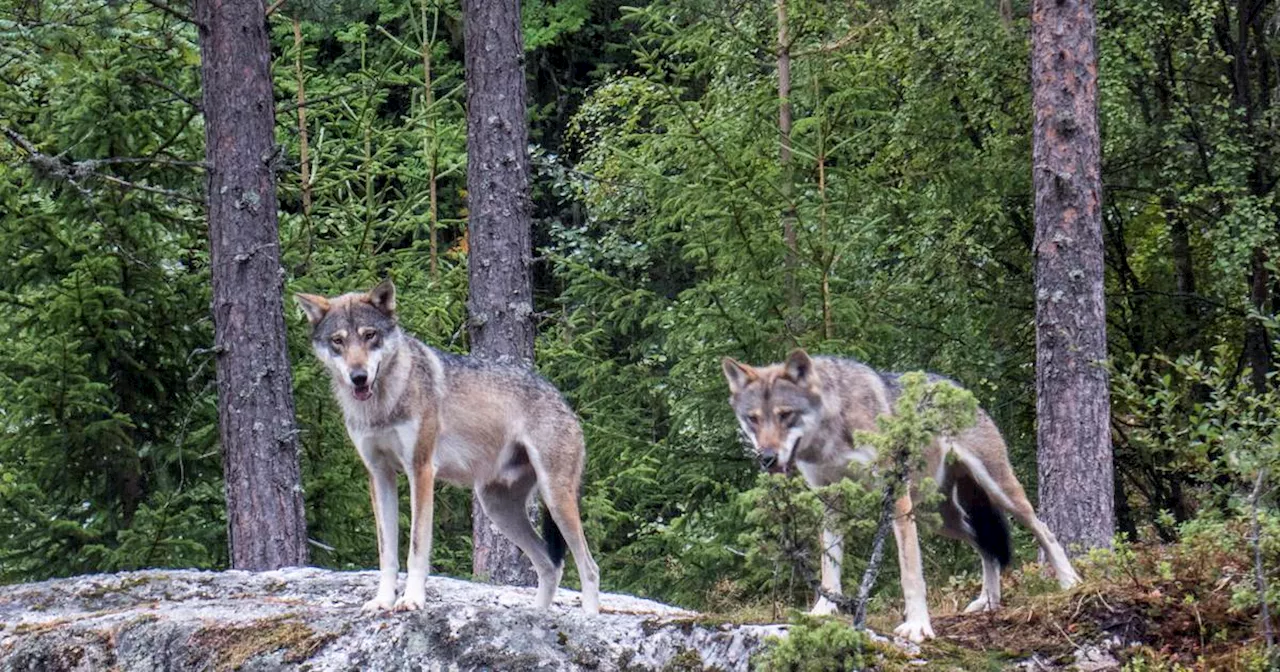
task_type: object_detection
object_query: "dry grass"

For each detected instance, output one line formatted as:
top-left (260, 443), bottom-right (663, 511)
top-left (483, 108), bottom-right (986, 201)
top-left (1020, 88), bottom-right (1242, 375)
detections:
top-left (916, 525), bottom-right (1272, 671)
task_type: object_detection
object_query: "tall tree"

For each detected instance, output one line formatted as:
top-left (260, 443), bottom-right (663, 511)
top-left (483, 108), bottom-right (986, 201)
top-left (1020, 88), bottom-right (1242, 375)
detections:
top-left (463, 0), bottom-right (538, 585)
top-left (777, 0), bottom-right (800, 333)
top-left (1030, 0), bottom-right (1114, 553)
top-left (196, 0), bottom-right (309, 569)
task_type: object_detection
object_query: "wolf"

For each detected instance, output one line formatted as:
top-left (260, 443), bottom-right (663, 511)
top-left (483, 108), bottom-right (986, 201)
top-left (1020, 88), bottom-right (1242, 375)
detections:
top-left (295, 280), bottom-right (600, 614)
top-left (722, 349), bottom-right (1080, 642)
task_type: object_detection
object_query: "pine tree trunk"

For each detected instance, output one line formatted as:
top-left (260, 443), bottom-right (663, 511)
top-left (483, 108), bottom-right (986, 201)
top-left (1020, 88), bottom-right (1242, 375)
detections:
top-left (777, 0), bottom-right (800, 333)
top-left (463, 0), bottom-right (538, 586)
top-left (293, 16), bottom-right (312, 216)
top-left (1030, 0), bottom-right (1114, 554)
top-left (196, 0), bottom-right (309, 569)
top-left (1244, 248), bottom-right (1271, 392)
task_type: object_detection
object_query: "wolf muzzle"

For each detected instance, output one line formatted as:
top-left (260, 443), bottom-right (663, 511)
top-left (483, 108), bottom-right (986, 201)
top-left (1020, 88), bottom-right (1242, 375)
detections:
top-left (758, 451), bottom-right (788, 475)
top-left (350, 368), bottom-right (372, 400)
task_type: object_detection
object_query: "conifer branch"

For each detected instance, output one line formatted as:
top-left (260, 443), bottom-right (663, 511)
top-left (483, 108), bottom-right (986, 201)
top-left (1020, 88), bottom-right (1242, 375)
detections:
top-left (140, 0), bottom-right (198, 26)
top-left (3, 126), bottom-right (203, 204)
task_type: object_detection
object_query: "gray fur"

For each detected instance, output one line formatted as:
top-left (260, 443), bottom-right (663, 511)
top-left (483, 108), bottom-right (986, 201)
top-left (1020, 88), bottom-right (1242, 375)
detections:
top-left (298, 282), bottom-right (600, 614)
top-left (723, 349), bottom-right (1081, 641)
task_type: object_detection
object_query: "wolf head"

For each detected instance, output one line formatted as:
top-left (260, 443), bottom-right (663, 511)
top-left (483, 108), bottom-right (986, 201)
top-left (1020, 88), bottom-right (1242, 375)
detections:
top-left (722, 349), bottom-right (823, 475)
top-left (295, 279), bottom-right (402, 402)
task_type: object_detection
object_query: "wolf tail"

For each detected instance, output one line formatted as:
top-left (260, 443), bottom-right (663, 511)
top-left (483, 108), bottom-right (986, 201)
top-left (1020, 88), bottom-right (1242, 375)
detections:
top-left (542, 505), bottom-right (569, 568)
top-left (959, 474), bottom-right (1013, 567)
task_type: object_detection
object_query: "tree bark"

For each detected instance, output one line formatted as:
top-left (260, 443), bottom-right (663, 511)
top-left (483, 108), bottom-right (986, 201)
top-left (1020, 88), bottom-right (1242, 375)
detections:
top-left (1031, 0), bottom-right (1114, 554)
top-left (778, 0), bottom-right (800, 333)
top-left (1244, 248), bottom-right (1271, 392)
top-left (422, 0), bottom-right (440, 282)
top-left (293, 16), bottom-right (312, 217)
top-left (196, 0), bottom-right (309, 569)
top-left (463, 0), bottom-right (538, 586)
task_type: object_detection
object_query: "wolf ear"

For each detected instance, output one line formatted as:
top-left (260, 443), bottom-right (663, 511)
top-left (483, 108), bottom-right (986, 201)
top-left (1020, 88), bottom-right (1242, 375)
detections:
top-left (784, 349), bottom-right (814, 384)
top-left (722, 357), bottom-right (757, 394)
top-left (294, 293), bottom-right (330, 326)
top-left (368, 278), bottom-right (396, 316)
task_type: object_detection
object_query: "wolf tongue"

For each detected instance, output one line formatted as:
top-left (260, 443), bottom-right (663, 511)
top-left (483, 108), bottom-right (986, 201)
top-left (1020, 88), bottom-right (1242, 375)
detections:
top-left (353, 386), bottom-right (373, 401)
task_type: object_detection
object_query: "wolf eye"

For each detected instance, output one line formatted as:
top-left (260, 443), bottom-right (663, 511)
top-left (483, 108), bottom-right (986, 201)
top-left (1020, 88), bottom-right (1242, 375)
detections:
top-left (363, 330), bottom-right (379, 342)
top-left (746, 413), bottom-right (761, 426)
top-left (777, 410), bottom-right (797, 425)
top-left (330, 335), bottom-right (344, 348)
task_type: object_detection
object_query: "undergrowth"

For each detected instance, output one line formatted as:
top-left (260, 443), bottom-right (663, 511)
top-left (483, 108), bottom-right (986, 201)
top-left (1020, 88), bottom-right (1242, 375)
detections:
top-left (746, 515), bottom-right (1277, 671)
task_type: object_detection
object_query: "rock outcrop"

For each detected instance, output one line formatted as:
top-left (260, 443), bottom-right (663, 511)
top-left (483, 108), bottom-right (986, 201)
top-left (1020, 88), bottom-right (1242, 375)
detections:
top-left (0, 569), bottom-right (786, 671)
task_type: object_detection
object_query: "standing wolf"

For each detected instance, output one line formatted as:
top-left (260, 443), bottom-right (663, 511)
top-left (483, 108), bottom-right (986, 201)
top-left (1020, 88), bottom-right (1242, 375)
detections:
top-left (296, 280), bottom-right (600, 614)
top-left (722, 350), bottom-right (1079, 642)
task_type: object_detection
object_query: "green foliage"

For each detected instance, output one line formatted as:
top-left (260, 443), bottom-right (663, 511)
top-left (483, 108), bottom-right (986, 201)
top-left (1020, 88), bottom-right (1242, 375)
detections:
top-left (752, 615), bottom-right (870, 672)
top-left (1112, 344), bottom-right (1280, 537)
top-left (0, 0), bottom-right (220, 579)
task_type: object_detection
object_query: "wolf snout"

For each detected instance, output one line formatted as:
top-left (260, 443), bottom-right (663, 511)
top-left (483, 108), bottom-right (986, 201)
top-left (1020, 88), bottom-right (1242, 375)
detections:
top-left (758, 451), bottom-right (786, 474)
top-left (350, 368), bottom-right (373, 400)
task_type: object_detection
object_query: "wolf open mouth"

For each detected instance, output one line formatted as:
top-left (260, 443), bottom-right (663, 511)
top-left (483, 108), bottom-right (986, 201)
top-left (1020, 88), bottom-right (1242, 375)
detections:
top-left (353, 383), bottom-right (373, 401)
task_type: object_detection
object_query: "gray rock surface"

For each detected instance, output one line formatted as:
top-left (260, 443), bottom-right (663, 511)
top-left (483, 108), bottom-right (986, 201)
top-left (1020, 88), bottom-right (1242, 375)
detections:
top-left (0, 569), bottom-right (787, 671)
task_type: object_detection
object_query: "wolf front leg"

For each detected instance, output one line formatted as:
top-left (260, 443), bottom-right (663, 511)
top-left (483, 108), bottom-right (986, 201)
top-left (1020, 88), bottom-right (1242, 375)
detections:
top-left (362, 461), bottom-right (400, 612)
top-left (397, 420), bottom-right (438, 611)
top-left (809, 518), bottom-right (844, 616)
top-left (891, 494), bottom-right (934, 642)
top-left (397, 462), bottom-right (435, 611)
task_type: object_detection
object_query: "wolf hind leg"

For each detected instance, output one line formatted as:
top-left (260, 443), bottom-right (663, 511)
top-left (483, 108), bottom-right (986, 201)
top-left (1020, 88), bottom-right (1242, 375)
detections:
top-left (971, 454), bottom-right (1081, 588)
top-left (938, 490), bottom-right (1002, 613)
top-left (540, 487), bottom-right (600, 615)
top-left (526, 432), bottom-right (600, 615)
top-left (475, 468), bottom-right (562, 609)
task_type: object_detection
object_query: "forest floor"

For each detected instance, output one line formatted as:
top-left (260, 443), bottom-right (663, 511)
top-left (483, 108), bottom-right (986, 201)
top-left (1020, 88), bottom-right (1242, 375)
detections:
top-left (0, 530), bottom-right (1271, 671)
top-left (910, 534), bottom-right (1269, 671)
top-left (754, 529), bottom-right (1273, 671)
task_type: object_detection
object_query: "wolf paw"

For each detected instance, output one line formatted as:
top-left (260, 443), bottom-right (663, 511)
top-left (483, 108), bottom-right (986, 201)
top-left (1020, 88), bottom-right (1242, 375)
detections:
top-left (809, 597), bottom-right (840, 616)
top-left (963, 595), bottom-right (998, 613)
top-left (361, 596), bottom-right (395, 613)
top-left (393, 592), bottom-right (427, 611)
top-left (893, 619), bottom-right (935, 643)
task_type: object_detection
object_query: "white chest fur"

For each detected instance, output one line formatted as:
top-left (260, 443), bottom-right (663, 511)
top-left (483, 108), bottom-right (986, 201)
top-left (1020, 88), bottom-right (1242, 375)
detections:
top-left (349, 418), bottom-right (421, 473)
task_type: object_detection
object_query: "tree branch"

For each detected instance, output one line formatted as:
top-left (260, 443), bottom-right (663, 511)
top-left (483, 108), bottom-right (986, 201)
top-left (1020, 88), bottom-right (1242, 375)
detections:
top-left (1250, 470), bottom-right (1274, 656)
top-left (94, 172), bottom-right (203, 203)
top-left (3, 126), bottom-right (202, 204)
top-left (140, 0), bottom-right (198, 25)
top-left (134, 75), bottom-right (202, 112)
top-left (853, 446), bottom-right (910, 628)
top-left (275, 87), bottom-right (360, 115)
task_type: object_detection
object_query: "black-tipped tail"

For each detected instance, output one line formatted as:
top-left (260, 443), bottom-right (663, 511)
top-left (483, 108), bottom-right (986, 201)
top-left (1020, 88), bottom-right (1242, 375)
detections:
top-left (543, 507), bottom-right (568, 568)
top-left (963, 482), bottom-right (1012, 567)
